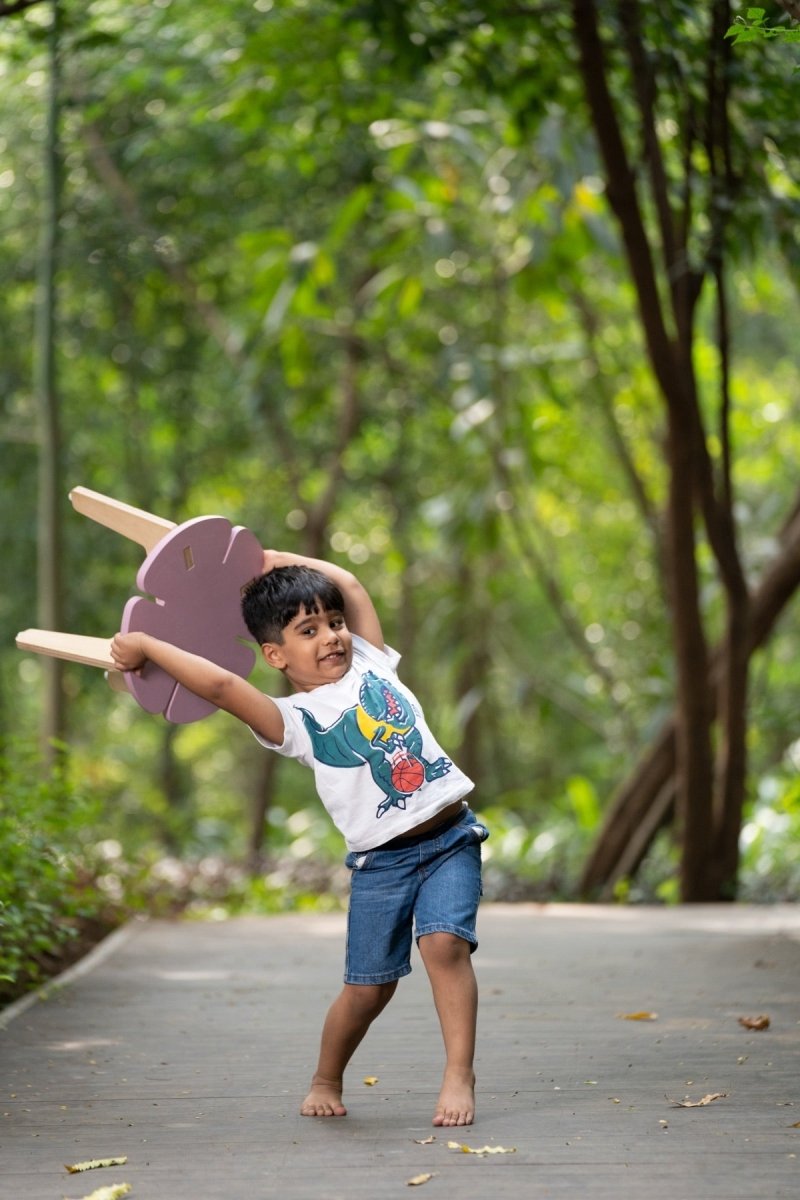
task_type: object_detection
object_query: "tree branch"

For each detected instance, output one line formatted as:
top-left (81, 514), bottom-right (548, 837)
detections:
top-left (571, 288), bottom-right (666, 584)
top-left (502, 500), bottom-right (640, 748)
top-left (570, 0), bottom-right (685, 416)
top-left (707, 0), bottom-right (736, 510)
top-left (617, 0), bottom-right (680, 287)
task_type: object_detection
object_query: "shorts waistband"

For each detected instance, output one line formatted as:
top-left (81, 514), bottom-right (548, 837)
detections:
top-left (372, 804), bottom-right (467, 851)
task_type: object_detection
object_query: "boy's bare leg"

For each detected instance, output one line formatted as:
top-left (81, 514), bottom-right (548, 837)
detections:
top-left (418, 932), bottom-right (478, 1127)
top-left (301, 980), bottom-right (398, 1116)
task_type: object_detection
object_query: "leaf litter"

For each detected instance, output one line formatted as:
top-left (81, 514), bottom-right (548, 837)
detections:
top-left (447, 1141), bottom-right (517, 1155)
top-left (407, 1173), bottom-right (436, 1186)
top-left (65, 1159), bottom-right (128, 1175)
top-left (618, 1011), bottom-right (658, 1021)
top-left (668, 1092), bottom-right (727, 1108)
top-left (64, 1185), bottom-right (132, 1200)
top-left (738, 1014), bottom-right (770, 1030)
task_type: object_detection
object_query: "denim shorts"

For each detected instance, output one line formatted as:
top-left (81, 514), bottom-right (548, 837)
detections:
top-left (343, 806), bottom-right (489, 985)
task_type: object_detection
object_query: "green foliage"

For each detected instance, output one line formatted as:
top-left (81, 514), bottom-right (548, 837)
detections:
top-left (726, 7), bottom-right (800, 45)
top-left (0, 745), bottom-right (111, 1001)
top-left (739, 764), bottom-right (800, 899)
top-left (0, 0), bottom-right (798, 952)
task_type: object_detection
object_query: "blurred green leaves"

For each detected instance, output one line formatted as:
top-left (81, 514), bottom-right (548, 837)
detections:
top-left (0, 0), bottom-right (798, 924)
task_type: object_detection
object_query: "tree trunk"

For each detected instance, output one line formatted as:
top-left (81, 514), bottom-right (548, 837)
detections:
top-left (35, 0), bottom-right (64, 760)
top-left (572, 0), bottom-right (720, 900)
top-left (663, 412), bottom-right (715, 901)
top-left (580, 498), bottom-right (800, 896)
top-left (711, 594), bottom-right (750, 897)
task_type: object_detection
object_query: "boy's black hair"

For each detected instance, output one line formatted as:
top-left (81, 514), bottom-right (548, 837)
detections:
top-left (241, 565), bottom-right (345, 645)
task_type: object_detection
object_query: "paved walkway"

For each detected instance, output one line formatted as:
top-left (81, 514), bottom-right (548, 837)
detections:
top-left (2, 904), bottom-right (799, 1199)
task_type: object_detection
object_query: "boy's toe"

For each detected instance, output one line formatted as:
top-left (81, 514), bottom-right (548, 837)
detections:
top-left (300, 1084), bottom-right (347, 1117)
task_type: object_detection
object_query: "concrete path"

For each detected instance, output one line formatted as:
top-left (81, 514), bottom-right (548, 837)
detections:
top-left (2, 904), bottom-right (799, 1199)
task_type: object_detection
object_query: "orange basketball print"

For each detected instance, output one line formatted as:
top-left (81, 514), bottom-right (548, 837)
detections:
top-left (390, 751), bottom-right (425, 794)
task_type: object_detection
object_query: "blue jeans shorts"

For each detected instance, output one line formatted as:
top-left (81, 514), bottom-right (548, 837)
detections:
top-left (343, 806), bottom-right (489, 985)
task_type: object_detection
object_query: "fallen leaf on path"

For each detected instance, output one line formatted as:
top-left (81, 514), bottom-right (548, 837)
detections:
top-left (447, 1141), bottom-right (517, 1155)
top-left (669, 1092), bottom-right (727, 1108)
top-left (407, 1173), bottom-right (436, 1186)
top-left (362, 1076), bottom-right (379, 1086)
top-left (789, 1121), bottom-right (800, 1128)
top-left (618, 1011), bottom-right (658, 1021)
top-left (738, 1014), bottom-right (770, 1030)
top-left (65, 1159), bottom-right (128, 1174)
top-left (413, 1135), bottom-right (436, 1144)
top-left (64, 1185), bottom-right (132, 1200)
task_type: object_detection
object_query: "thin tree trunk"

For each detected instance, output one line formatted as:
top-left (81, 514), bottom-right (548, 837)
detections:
top-left (664, 412), bottom-right (715, 900)
top-left (35, 0), bottom-right (64, 759)
top-left (705, 1), bottom-right (750, 898)
top-left (158, 724), bottom-right (187, 853)
top-left (247, 749), bottom-right (280, 871)
top-left (711, 598), bottom-right (749, 897)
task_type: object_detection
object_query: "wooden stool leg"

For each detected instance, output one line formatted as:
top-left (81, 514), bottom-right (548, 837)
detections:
top-left (69, 487), bottom-right (175, 554)
top-left (16, 630), bottom-right (117, 670)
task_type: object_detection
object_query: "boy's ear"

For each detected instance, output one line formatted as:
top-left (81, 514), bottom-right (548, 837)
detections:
top-left (261, 641), bottom-right (287, 670)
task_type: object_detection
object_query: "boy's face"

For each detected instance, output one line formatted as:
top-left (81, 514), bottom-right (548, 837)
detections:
top-left (261, 603), bottom-right (352, 692)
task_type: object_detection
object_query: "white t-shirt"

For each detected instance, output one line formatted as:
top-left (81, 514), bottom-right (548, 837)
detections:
top-left (251, 635), bottom-right (474, 851)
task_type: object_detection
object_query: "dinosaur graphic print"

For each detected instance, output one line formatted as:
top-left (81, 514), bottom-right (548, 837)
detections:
top-left (297, 671), bottom-right (452, 818)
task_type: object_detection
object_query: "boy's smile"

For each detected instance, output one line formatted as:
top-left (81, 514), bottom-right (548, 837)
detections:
top-left (263, 605), bottom-right (353, 692)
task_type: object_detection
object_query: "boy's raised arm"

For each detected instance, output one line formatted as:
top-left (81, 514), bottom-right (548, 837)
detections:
top-left (261, 550), bottom-right (384, 651)
top-left (110, 632), bottom-right (285, 744)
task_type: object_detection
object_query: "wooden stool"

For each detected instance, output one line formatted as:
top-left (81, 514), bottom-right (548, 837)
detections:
top-left (16, 488), bottom-right (265, 724)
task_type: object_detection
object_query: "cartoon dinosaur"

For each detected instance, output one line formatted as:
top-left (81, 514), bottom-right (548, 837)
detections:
top-left (297, 671), bottom-right (452, 818)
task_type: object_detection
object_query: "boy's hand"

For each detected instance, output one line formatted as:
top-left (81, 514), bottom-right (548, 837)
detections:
top-left (110, 632), bottom-right (148, 674)
top-left (261, 548), bottom-right (285, 575)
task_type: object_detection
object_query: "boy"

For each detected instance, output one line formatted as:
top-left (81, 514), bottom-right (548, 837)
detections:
top-left (111, 549), bottom-right (488, 1127)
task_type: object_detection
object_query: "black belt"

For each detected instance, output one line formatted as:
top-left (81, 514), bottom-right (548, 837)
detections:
top-left (375, 804), bottom-right (466, 851)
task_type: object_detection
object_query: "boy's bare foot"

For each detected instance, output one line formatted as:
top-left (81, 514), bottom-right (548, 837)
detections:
top-left (432, 1070), bottom-right (475, 1127)
top-left (300, 1075), bottom-right (347, 1117)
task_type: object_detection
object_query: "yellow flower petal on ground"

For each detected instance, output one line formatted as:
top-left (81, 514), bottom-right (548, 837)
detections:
top-left (362, 1075), bottom-right (379, 1086)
